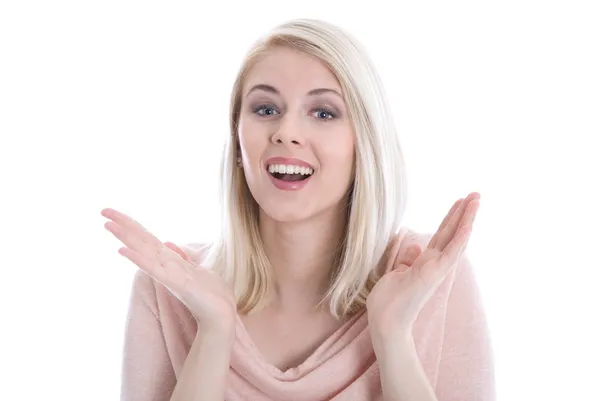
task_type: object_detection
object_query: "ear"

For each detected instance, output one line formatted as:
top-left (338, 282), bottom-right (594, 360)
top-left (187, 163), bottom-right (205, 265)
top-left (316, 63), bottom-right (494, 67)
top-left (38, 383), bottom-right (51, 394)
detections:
top-left (236, 141), bottom-right (243, 167)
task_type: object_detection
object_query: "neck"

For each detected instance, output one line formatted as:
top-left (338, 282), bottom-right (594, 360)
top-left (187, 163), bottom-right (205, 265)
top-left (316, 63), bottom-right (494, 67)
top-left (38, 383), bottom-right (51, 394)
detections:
top-left (258, 207), bottom-right (347, 314)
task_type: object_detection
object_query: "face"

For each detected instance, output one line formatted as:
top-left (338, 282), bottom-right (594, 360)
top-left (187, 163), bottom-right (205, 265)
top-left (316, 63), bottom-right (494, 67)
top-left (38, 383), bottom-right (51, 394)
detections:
top-left (237, 46), bottom-right (355, 223)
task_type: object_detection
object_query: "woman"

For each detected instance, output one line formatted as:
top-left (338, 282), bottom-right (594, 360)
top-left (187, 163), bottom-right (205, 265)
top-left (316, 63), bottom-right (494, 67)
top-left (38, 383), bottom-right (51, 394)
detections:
top-left (102, 18), bottom-right (495, 401)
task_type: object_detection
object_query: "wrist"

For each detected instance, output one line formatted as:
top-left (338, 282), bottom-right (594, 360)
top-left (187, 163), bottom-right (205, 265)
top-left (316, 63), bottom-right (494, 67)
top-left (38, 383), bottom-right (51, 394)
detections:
top-left (367, 310), bottom-right (415, 343)
top-left (197, 319), bottom-right (236, 344)
top-left (371, 328), bottom-right (414, 358)
top-left (372, 331), bottom-right (438, 401)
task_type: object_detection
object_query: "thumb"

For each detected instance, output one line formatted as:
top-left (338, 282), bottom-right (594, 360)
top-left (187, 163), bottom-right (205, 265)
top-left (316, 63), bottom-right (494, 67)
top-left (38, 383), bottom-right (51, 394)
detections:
top-left (164, 242), bottom-right (191, 262)
top-left (395, 245), bottom-right (422, 268)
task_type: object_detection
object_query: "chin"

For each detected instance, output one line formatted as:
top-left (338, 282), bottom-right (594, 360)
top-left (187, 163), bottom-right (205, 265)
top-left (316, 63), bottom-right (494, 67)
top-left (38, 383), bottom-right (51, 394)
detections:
top-left (259, 201), bottom-right (316, 223)
top-left (248, 180), bottom-right (349, 225)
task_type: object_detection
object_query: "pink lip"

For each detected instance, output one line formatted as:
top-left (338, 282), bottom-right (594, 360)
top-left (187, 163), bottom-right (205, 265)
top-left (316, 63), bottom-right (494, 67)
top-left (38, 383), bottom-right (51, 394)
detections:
top-left (265, 156), bottom-right (315, 191)
top-left (268, 173), bottom-right (312, 191)
top-left (265, 156), bottom-right (314, 170)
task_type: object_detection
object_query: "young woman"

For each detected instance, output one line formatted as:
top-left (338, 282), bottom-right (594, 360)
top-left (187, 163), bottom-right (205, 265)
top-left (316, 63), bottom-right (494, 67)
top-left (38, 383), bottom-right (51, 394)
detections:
top-left (102, 18), bottom-right (495, 401)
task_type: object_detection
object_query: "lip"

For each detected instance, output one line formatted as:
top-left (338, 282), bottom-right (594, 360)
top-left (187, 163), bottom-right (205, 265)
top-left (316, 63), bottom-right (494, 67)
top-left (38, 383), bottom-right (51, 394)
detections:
top-left (267, 172), bottom-right (313, 191)
top-left (264, 156), bottom-right (315, 171)
top-left (265, 156), bottom-right (315, 191)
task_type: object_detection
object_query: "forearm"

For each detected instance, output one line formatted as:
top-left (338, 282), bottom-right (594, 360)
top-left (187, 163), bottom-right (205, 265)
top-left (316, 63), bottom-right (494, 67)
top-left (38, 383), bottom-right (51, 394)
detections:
top-left (373, 332), bottom-right (438, 401)
top-left (169, 324), bottom-right (235, 401)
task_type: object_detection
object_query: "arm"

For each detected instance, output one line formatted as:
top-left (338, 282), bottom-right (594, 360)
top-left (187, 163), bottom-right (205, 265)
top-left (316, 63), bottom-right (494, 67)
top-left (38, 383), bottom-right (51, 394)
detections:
top-left (164, 242), bottom-right (237, 400)
top-left (121, 257), bottom-right (235, 401)
top-left (373, 332), bottom-right (438, 401)
top-left (169, 322), bottom-right (235, 401)
top-left (120, 270), bottom-right (177, 401)
top-left (435, 256), bottom-right (496, 401)
top-left (373, 255), bottom-right (495, 401)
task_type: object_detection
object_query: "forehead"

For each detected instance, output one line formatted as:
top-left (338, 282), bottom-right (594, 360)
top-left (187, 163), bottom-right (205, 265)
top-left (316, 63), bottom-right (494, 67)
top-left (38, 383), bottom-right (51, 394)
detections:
top-left (243, 46), bottom-right (341, 94)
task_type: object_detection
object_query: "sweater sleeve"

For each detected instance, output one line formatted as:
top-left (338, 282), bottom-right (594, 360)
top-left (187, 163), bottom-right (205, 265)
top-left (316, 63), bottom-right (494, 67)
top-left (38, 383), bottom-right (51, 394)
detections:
top-left (120, 269), bottom-right (177, 401)
top-left (435, 255), bottom-right (496, 401)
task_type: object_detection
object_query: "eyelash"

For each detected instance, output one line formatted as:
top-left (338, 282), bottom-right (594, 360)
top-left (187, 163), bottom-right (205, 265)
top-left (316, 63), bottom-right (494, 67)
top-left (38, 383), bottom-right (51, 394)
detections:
top-left (252, 104), bottom-right (338, 120)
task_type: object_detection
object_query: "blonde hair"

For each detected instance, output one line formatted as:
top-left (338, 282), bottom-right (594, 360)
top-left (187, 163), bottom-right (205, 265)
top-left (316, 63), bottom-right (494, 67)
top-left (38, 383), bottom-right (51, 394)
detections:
top-left (202, 18), bottom-right (408, 319)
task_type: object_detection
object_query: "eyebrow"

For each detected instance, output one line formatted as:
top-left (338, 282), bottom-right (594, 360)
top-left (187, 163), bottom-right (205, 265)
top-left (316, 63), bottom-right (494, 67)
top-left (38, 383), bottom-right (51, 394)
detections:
top-left (245, 84), bottom-right (342, 99)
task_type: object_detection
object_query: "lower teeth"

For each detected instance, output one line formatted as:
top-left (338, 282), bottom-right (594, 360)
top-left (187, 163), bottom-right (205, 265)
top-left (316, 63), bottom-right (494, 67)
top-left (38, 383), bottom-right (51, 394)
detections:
top-left (273, 173), bottom-right (309, 182)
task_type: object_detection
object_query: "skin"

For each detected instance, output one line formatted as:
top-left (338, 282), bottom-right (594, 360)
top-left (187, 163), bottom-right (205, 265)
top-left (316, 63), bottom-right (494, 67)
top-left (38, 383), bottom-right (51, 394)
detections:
top-left (101, 45), bottom-right (482, 400)
top-left (233, 46), bottom-right (361, 370)
top-left (238, 46), bottom-right (356, 312)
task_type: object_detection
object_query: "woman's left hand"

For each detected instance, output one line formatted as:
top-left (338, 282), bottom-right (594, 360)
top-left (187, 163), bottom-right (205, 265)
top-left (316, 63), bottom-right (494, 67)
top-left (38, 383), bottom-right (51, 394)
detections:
top-left (366, 192), bottom-right (481, 341)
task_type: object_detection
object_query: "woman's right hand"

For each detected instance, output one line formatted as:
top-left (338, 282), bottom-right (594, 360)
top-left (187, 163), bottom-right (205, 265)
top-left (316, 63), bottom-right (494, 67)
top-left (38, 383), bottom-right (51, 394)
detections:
top-left (101, 208), bottom-right (237, 332)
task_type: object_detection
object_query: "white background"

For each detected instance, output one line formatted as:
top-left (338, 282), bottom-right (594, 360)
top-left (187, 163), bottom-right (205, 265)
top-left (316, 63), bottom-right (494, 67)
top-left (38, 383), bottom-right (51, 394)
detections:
top-left (1, 1), bottom-right (598, 400)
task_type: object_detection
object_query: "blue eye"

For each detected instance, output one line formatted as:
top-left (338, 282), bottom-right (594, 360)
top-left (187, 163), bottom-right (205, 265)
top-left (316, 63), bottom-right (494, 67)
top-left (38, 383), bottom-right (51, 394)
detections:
top-left (253, 104), bottom-right (279, 116)
top-left (312, 108), bottom-right (336, 120)
top-left (252, 105), bottom-right (337, 120)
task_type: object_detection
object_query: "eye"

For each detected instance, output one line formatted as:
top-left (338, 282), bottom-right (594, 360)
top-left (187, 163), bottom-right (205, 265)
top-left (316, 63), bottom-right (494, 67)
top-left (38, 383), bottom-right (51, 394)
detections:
top-left (311, 107), bottom-right (337, 120)
top-left (253, 104), bottom-right (280, 117)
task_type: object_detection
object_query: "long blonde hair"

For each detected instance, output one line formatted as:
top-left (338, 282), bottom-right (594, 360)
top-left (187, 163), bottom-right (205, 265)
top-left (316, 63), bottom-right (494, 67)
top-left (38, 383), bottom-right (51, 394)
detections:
top-left (202, 18), bottom-right (408, 319)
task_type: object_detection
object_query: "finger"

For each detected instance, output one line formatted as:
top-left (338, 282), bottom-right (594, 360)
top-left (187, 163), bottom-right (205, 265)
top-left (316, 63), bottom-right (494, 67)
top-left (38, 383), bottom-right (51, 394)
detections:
top-left (392, 245), bottom-right (422, 273)
top-left (397, 244), bottom-right (422, 266)
top-left (384, 234), bottom-right (406, 273)
top-left (104, 220), bottom-right (155, 255)
top-left (439, 222), bottom-right (472, 268)
top-left (429, 198), bottom-right (463, 249)
top-left (102, 208), bottom-right (162, 245)
top-left (101, 208), bottom-right (146, 231)
top-left (119, 245), bottom-right (188, 288)
top-left (440, 199), bottom-right (479, 264)
top-left (437, 198), bottom-right (463, 233)
top-left (101, 208), bottom-right (162, 249)
top-left (165, 242), bottom-right (191, 262)
top-left (118, 247), bottom-right (169, 283)
top-left (433, 192), bottom-right (480, 251)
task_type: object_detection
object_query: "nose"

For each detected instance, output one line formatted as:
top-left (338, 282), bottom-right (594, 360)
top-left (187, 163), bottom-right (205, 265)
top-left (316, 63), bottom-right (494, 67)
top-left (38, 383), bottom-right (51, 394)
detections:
top-left (270, 115), bottom-right (305, 146)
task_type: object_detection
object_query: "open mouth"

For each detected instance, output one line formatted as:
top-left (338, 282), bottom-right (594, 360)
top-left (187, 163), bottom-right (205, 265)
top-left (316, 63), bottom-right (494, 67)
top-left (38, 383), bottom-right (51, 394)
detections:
top-left (268, 164), bottom-right (314, 182)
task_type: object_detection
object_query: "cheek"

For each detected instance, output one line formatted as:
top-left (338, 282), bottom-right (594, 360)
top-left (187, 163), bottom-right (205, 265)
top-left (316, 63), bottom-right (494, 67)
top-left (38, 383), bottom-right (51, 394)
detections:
top-left (319, 130), bottom-right (355, 167)
top-left (317, 132), bottom-right (355, 184)
top-left (237, 119), bottom-right (266, 161)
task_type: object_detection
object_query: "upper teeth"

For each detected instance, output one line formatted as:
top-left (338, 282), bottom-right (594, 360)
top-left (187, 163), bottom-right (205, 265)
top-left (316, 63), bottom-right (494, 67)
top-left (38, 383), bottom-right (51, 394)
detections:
top-left (268, 164), bottom-right (314, 175)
